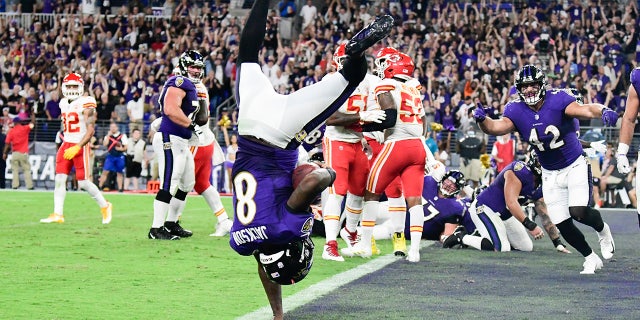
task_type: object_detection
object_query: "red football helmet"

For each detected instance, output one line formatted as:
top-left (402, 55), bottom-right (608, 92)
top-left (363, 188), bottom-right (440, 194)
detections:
top-left (332, 43), bottom-right (347, 71)
top-left (377, 51), bottom-right (415, 80)
top-left (374, 47), bottom-right (400, 78)
top-left (62, 73), bottom-right (84, 100)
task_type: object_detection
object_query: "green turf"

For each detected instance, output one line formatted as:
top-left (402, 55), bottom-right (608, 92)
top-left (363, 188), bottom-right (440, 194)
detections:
top-left (0, 191), bottom-right (383, 320)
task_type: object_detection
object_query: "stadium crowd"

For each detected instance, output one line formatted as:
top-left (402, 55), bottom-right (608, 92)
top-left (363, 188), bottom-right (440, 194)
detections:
top-left (0, 0), bottom-right (638, 204)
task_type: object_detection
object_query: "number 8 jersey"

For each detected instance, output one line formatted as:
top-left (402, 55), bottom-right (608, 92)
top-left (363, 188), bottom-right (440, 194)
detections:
top-left (59, 96), bottom-right (97, 143)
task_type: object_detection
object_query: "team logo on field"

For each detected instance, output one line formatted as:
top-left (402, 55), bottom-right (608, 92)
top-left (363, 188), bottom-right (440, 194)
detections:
top-left (175, 76), bottom-right (184, 87)
top-left (163, 142), bottom-right (172, 149)
top-left (301, 217), bottom-right (313, 235)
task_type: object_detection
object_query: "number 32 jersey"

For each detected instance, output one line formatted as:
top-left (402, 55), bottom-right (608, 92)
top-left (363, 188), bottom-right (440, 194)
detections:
top-left (59, 96), bottom-right (97, 144)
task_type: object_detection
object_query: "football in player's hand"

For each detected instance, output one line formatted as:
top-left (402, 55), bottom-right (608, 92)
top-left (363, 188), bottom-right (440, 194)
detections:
top-left (194, 105), bottom-right (209, 126)
top-left (292, 162), bottom-right (320, 189)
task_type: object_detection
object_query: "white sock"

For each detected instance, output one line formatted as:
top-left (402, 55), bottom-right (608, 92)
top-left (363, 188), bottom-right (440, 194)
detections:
top-left (152, 199), bottom-right (170, 228)
top-left (388, 196), bottom-right (406, 233)
top-left (166, 197), bottom-right (186, 222)
top-left (360, 201), bottom-right (379, 248)
top-left (78, 180), bottom-right (108, 208)
top-left (462, 234), bottom-right (484, 251)
top-left (322, 194), bottom-right (344, 242)
top-left (408, 205), bottom-right (423, 252)
top-left (53, 174), bottom-right (68, 215)
top-left (202, 186), bottom-right (229, 222)
top-left (344, 193), bottom-right (363, 232)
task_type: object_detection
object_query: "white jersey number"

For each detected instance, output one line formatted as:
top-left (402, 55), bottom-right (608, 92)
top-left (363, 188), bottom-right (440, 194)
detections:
top-left (528, 125), bottom-right (564, 151)
top-left (234, 171), bottom-right (257, 225)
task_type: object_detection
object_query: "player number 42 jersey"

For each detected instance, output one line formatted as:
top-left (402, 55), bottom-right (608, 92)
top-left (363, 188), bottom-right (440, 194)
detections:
top-left (374, 77), bottom-right (424, 141)
top-left (59, 96), bottom-right (97, 144)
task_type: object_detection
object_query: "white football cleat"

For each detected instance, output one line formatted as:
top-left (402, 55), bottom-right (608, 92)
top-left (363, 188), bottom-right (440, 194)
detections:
top-left (40, 213), bottom-right (64, 224)
top-left (339, 227), bottom-right (359, 249)
top-left (340, 241), bottom-right (372, 258)
top-left (580, 253), bottom-right (603, 275)
top-left (597, 223), bottom-right (615, 260)
top-left (101, 202), bottom-right (113, 224)
top-left (322, 240), bottom-right (345, 262)
top-left (406, 248), bottom-right (420, 263)
top-left (210, 219), bottom-right (233, 237)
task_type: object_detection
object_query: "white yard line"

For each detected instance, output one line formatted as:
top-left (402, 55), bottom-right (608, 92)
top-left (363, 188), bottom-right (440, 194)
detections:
top-left (239, 242), bottom-right (432, 320)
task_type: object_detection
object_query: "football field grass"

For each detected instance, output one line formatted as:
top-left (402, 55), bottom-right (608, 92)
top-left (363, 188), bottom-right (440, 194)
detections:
top-left (0, 191), bottom-right (382, 320)
top-left (1, 190), bottom-right (639, 319)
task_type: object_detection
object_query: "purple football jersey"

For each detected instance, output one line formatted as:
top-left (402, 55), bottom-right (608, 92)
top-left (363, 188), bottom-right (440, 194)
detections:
top-left (300, 125), bottom-right (325, 152)
top-left (475, 161), bottom-right (542, 220)
top-left (158, 75), bottom-right (200, 139)
top-left (229, 137), bottom-right (314, 256)
top-left (405, 176), bottom-right (466, 240)
top-left (503, 89), bottom-right (582, 170)
top-left (631, 67), bottom-right (640, 98)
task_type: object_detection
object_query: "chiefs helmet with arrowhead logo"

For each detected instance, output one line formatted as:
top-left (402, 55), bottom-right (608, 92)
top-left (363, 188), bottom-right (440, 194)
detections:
top-left (374, 47), bottom-right (399, 78)
top-left (332, 42), bottom-right (347, 71)
top-left (61, 73), bottom-right (85, 100)
top-left (376, 50), bottom-right (415, 80)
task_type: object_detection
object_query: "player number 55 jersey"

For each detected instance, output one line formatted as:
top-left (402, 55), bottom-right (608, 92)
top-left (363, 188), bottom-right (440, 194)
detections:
top-left (59, 96), bottom-right (97, 144)
top-left (374, 77), bottom-right (424, 141)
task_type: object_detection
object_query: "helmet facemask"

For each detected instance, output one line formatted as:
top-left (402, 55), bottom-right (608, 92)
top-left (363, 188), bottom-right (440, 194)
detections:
top-left (61, 73), bottom-right (84, 101)
top-left (257, 237), bottom-right (314, 285)
top-left (515, 65), bottom-right (546, 106)
top-left (178, 50), bottom-right (205, 84)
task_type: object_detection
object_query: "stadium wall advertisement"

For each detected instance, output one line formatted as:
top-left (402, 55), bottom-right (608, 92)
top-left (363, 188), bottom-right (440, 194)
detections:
top-left (3, 142), bottom-right (231, 192)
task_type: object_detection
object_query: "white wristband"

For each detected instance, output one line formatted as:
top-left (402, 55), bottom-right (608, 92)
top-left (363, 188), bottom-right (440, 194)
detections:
top-left (617, 142), bottom-right (629, 155)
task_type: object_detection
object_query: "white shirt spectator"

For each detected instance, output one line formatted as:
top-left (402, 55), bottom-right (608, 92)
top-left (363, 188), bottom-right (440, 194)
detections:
top-left (299, 0), bottom-right (317, 30)
top-left (127, 96), bottom-right (144, 122)
top-left (262, 59), bottom-right (281, 86)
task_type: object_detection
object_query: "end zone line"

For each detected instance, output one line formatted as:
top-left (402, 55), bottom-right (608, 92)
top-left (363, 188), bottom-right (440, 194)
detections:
top-left (239, 242), bottom-right (433, 320)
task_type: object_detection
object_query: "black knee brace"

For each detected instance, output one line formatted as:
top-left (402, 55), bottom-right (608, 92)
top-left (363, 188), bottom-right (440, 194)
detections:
top-left (155, 189), bottom-right (172, 204)
top-left (569, 206), bottom-right (604, 232)
top-left (555, 219), bottom-right (593, 257)
top-left (174, 189), bottom-right (188, 201)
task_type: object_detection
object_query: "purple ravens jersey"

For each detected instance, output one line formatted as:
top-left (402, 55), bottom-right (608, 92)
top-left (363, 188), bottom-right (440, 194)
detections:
top-left (300, 125), bottom-right (326, 153)
top-left (405, 176), bottom-right (466, 240)
top-left (631, 68), bottom-right (640, 99)
top-left (158, 75), bottom-right (200, 139)
top-left (229, 137), bottom-right (314, 255)
top-left (475, 161), bottom-right (542, 220)
top-left (503, 89), bottom-right (582, 170)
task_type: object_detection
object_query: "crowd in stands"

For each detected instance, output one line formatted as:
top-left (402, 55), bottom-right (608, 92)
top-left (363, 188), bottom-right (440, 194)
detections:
top-left (0, 0), bottom-right (638, 201)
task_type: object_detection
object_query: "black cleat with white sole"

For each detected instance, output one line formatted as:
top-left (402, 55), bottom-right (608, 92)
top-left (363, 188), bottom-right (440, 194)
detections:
top-left (345, 15), bottom-right (394, 57)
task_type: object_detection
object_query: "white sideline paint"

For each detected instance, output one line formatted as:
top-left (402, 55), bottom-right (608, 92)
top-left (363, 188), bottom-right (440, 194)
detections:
top-left (239, 242), bottom-right (432, 320)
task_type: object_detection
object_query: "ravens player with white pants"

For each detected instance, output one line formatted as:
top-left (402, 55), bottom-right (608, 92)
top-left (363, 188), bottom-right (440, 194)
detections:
top-left (229, 1), bottom-right (393, 318)
top-left (474, 64), bottom-right (617, 274)
top-left (148, 50), bottom-right (207, 240)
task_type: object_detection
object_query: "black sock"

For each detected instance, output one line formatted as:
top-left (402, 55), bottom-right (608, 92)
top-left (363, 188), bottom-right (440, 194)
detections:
top-left (571, 206), bottom-right (604, 232)
top-left (555, 219), bottom-right (593, 257)
top-left (339, 55), bottom-right (367, 85)
top-left (237, 0), bottom-right (270, 64)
